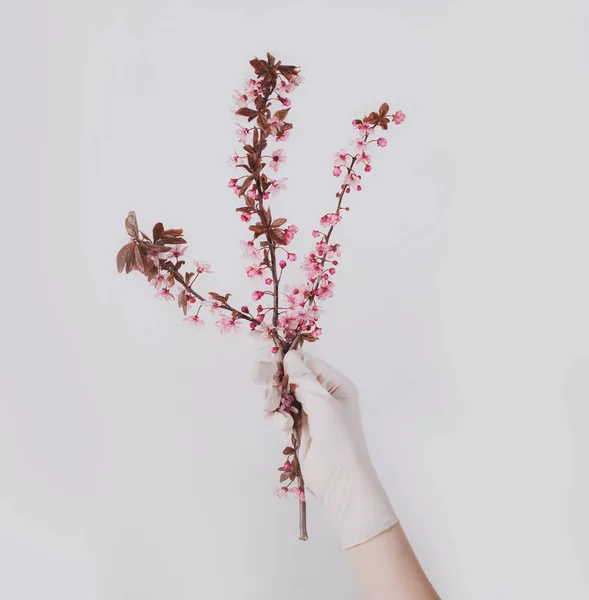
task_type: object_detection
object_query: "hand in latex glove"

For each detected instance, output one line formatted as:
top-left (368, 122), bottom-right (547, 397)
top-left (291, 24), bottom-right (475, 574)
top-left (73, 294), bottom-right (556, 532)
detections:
top-left (252, 348), bottom-right (398, 549)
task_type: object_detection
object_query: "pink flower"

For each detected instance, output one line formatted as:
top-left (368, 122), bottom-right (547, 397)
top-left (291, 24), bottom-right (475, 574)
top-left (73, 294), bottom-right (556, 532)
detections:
top-left (150, 272), bottom-right (167, 290)
top-left (343, 171), bottom-right (362, 191)
top-left (354, 138), bottom-right (368, 152)
top-left (215, 314), bottom-right (241, 334)
top-left (232, 89), bottom-right (249, 110)
top-left (228, 178), bottom-right (239, 189)
top-left (276, 129), bottom-right (290, 142)
top-left (270, 148), bottom-right (286, 172)
top-left (252, 290), bottom-right (264, 301)
top-left (270, 177), bottom-right (288, 198)
top-left (246, 264), bottom-right (265, 281)
top-left (275, 487), bottom-right (288, 498)
top-left (279, 260), bottom-right (287, 269)
top-left (333, 165), bottom-right (342, 177)
top-left (353, 121), bottom-right (372, 135)
top-left (284, 224), bottom-right (298, 243)
top-left (267, 116), bottom-right (285, 136)
top-left (195, 261), bottom-right (213, 274)
top-left (265, 277), bottom-right (273, 285)
top-left (184, 314), bottom-right (205, 328)
top-left (276, 94), bottom-right (291, 107)
top-left (302, 254), bottom-right (323, 282)
top-left (315, 241), bottom-right (329, 256)
top-left (364, 164), bottom-right (372, 172)
top-left (377, 137), bottom-right (387, 147)
top-left (334, 149), bottom-right (350, 167)
top-left (355, 150), bottom-right (371, 165)
top-left (240, 240), bottom-right (263, 262)
top-left (227, 151), bottom-right (246, 167)
top-left (205, 300), bottom-right (223, 314)
top-left (282, 461), bottom-right (292, 470)
top-left (393, 110), bottom-right (406, 125)
top-left (283, 283), bottom-right (306, 306)
top-left (236, 124), bottom-right (249, 144)
top-left (316, 279), bottom-right (334, 300)
top-left (320, 213), bottom-right (342, 227)
top-left (155, 286), bottom-right (175, 301)
top-left (240, 212), bottom-right (252, 222)
top-left (312, 230), bottom-right (321, 238)
top-left (287, 253), bottom-right (296, 262)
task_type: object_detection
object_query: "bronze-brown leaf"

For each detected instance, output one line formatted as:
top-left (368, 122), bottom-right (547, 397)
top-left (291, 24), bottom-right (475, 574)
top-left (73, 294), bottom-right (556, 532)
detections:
top-left (125, 211), bottom-right (139, 238)
top-left (152, 222), bottom-right (164, 242)
top-left (236, 107), bottom-right (258, 121)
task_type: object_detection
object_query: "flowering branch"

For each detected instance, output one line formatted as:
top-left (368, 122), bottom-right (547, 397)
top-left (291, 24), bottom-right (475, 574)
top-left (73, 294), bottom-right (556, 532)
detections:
top-left (116, 51), bottom-right (405, 541)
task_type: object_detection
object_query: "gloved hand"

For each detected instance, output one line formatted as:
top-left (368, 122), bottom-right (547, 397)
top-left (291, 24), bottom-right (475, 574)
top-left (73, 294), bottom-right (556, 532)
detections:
top-left (252, 348), bottom-right (399, 550)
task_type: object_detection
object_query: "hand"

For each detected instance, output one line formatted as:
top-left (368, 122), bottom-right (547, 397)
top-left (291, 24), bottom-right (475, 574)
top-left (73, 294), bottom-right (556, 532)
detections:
top-left (252, 348), bottom-right (398, 549)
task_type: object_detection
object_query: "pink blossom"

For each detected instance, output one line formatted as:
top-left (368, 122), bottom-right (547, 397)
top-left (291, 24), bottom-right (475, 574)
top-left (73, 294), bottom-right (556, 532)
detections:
top-left (287, 253), bottom-right (296, 262)
top-left (270, 177), bottom-right (288, 198)
top-left (364, 164), bottom-right (372, 172)
top-left (302, 254), bottom-right (323, 282)
top-left (356, 150), bottom-right (371, 165)
top-left (311, 327), bottom-right (323, 340)
top-left (215, 314), bottom-right (241, 334)
top-left (333, 165), bottom-right (342, 177)
top-left (284, 224), bottom-right (298, 243)
top-left (267, 116), bottom-right (285, 136)
top-left (252, 290), bottom-right (264, 301)
top-left (353, 121), bottom-right (372, 135)
top-left (320, 213), bottom-right (342, 227)
top-left (276, 94), bottom-right (291, 106)
top-left (244, 78), bottom-right (259, 100)
top-left (155, 286), bottom-right (175, 301)
top-left (312, 230), bottom-right (321, 238)
top-left (276, 129), bottom-right (290, 142)
top-left (205, 300), bottom-right (223, 314)
top-left (271, 346), bottom-right (279, 354)
top-left (282, 461), bottom-right (292, 470)
top-left (283, 283), bottom-right (307, 306)
top-left (227, 151), bottom-right (246, 167)
top-left (150, 272), bottom-right (167, 290)
top-left (393, 110), bottom-right (406, 124)
top-left (354, 138), bottom-right (368, 152)
top-left (275, 487), bottom-right (288, 498)
top-left (270, 148), bottom-right (286, 172)
top-left (228, 178), bottom-right (239, 189)
top-left (377, 137), bottom-right (387, 147)
top-left (195, 261), bottom-right (213, 274)
top-left (246, 264), bottom-right (265, 280)
top-left (184, 314), bottom-right (205, 328)
top-left (236, 124), bottom-right (249, 144)
top-left (232, 89), bottom-right (249, 109)
top-left (326, 243), bottom-right (342, 259)
top-left (240, 240), bottom-right (263, 262)
top-left (279, 260), bottom-right (287, 269)
top-left (162, 244), bottom-right (186, 260)
top-left (343, 171), bottom-right (362, 191)
top-left (265, 277), bottom-right (273, 285)
top-left (240, 212), bottom-right (252, 222)
top-left (334, 149), bottom-right (350, 167)
top-left (315, 241), bottom-right (329, 256)
top-left (316, 279), bottom-right (334, 300)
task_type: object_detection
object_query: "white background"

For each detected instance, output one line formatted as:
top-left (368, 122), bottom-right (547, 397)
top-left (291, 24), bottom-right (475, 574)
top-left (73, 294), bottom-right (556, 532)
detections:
top-left (2, 1), bottom-right (588, 598)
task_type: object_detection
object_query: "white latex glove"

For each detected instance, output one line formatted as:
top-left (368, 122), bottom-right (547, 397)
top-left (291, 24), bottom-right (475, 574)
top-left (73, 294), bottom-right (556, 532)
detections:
top-left (252, 348), bottom-right (398, 550)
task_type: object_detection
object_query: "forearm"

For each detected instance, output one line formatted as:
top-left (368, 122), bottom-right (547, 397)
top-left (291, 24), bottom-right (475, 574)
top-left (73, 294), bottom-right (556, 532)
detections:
top-left (346, 523), bottom-right (440, 600)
